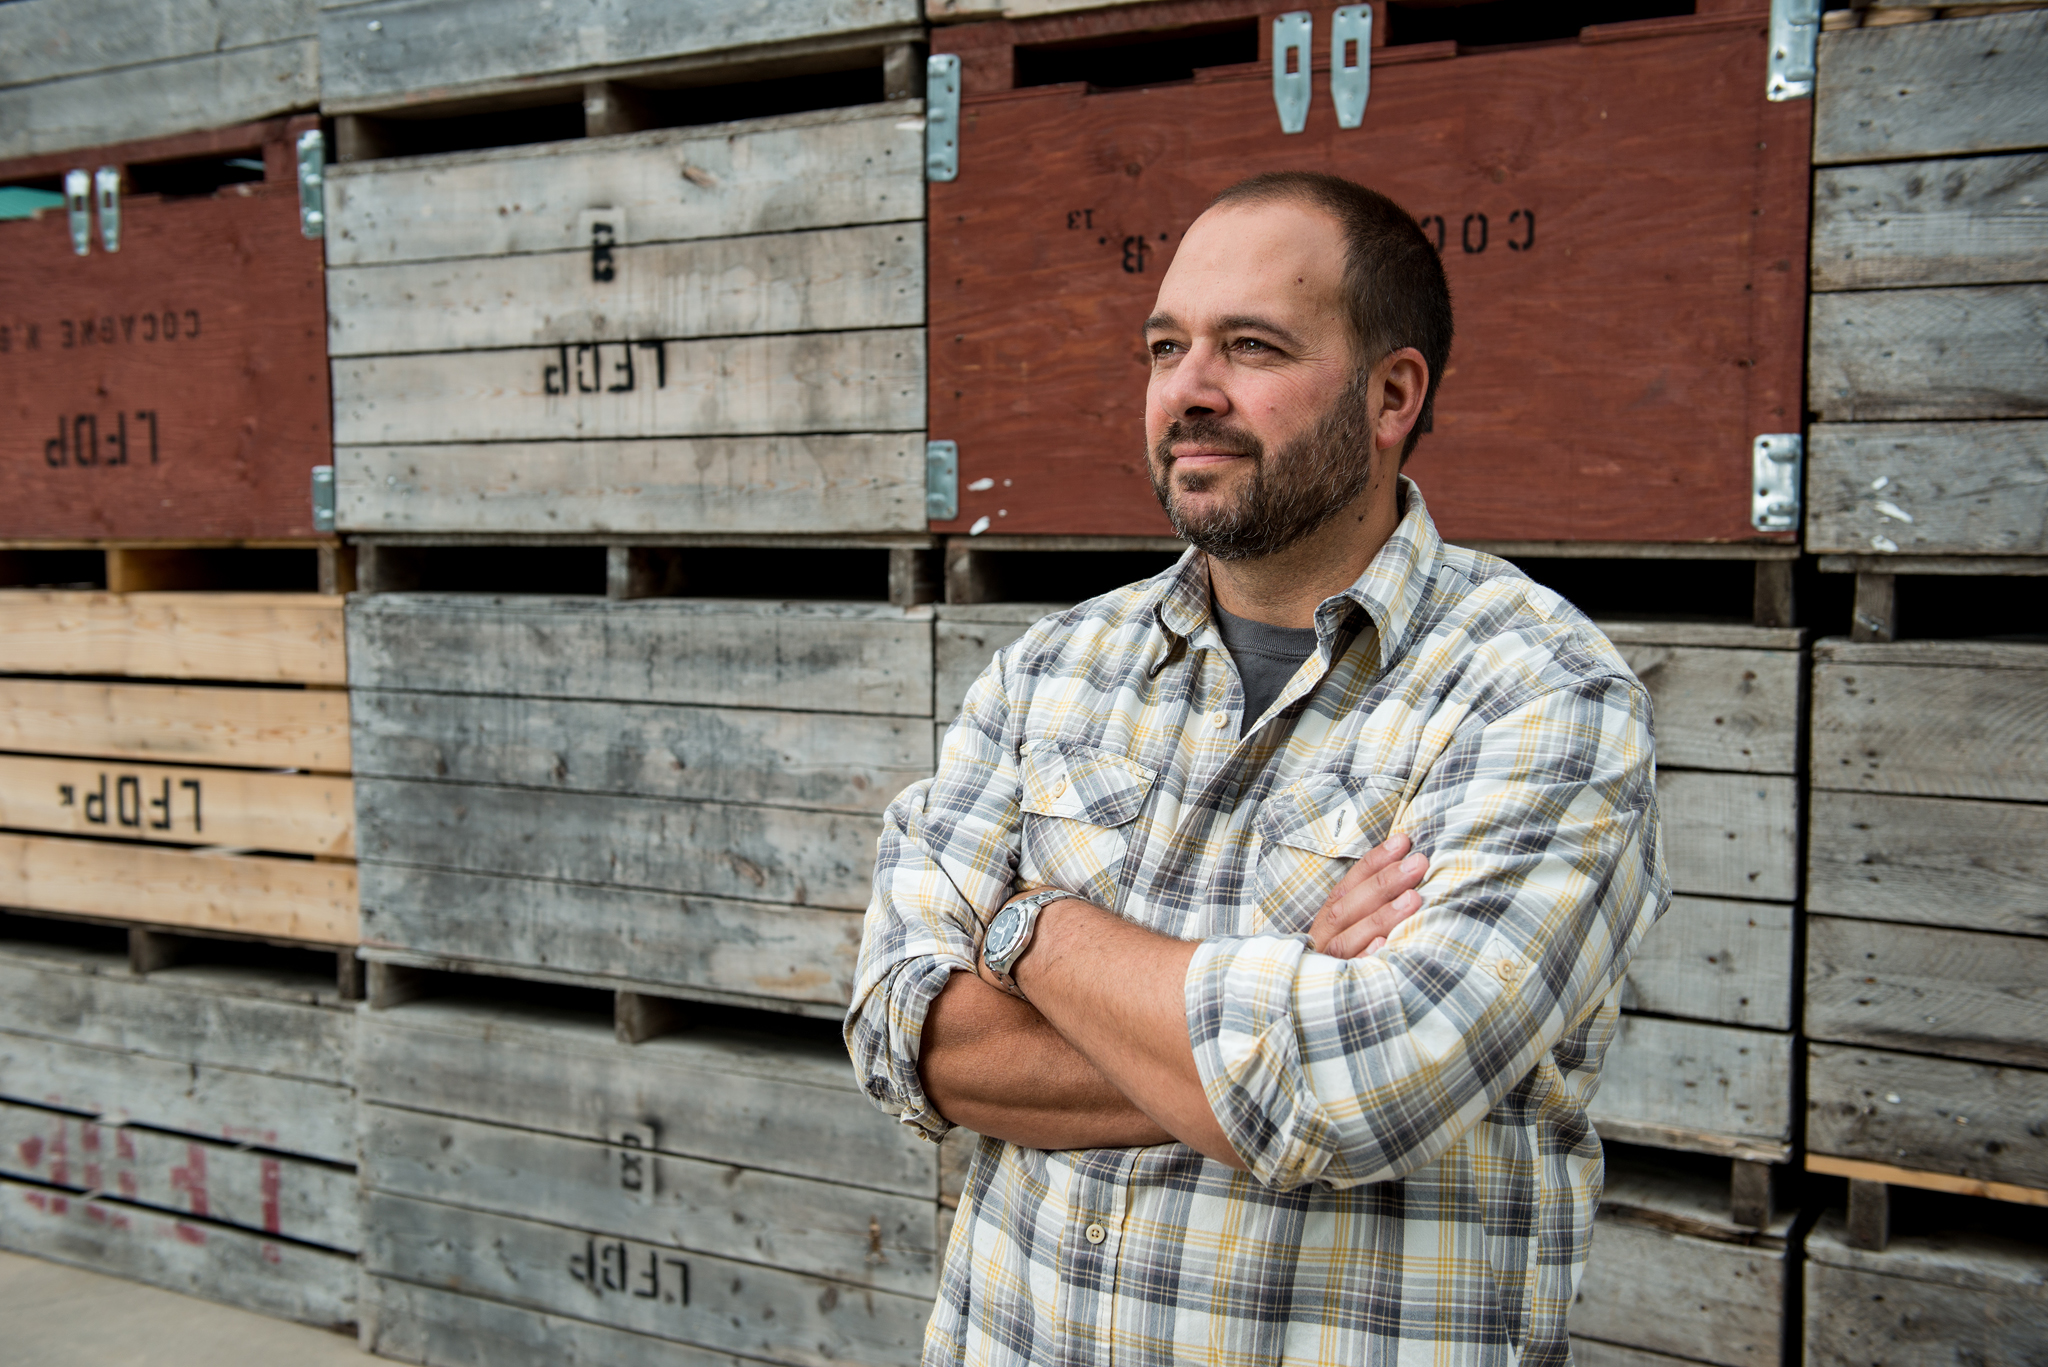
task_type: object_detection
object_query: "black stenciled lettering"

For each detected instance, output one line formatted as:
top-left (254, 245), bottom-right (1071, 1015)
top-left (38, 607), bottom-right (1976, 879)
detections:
top-left (116, 775), bottom-right (141, 829)
top-left (600, 1240), bottom-right (628, 1292)
top-left (1121, 236), bottom-right (1149, 274)
top-left (61, 319), bottom-right (75, 349)
top-left (180, 779), bottom-right (201, 832)
top-left (106, 412), bottom-right (128, 467)
top-left (58, 784), bottom-right (75, 807)
top-left (607, 342), bottom-right (635, 393)
top-left (143, 313), bottom-right (158, 342)
top-left (73, 414), bottom-right (98, 467)
top-left (148, 778), bottom-right (172, 832)
top-left (1462, 213), bottom-right (1488, 254)
top-left (162, 311), bottom-right (178, 341)
top-left (1508, 208), bottom-right (1534, 252)
top-left (83, 774), bottom-right (108, 824)
top-left (99, 315), bottom-right (113, 342)
top-left (570, 1237), bottom-right (598, 1293)
top-left (184, 310), bottom-right (199, 340)
top-left (138, 411), bottom-right (158, 464)
top-left (633, 1248), bottom-right (661, 1299)
top-left (634, 340), bottom-right (666, 388)
top-left (574, 344), bottom-right (600, 394)
top-left (45, 416), bottom-right (67, 468)
top-left (1065, 209), bottom-right (1096, 230)
top-left (544, 345), bottom-right (569, 395)
top-left (1418, 215), bottom-right (1445, 253)
top-left (667, 1258), bottom-right (689, 1305)
top-left (121, 316), bottom-right (136, 342)
top-left (79, 318), bottom-right (97, 346)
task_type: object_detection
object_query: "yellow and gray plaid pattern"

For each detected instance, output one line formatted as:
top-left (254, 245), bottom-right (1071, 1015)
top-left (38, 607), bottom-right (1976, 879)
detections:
top-left (847, 479), bottom-right (1670, 1366)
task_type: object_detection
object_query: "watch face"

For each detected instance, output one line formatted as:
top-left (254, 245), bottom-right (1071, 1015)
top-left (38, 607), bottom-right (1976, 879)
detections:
top-left (985, 905), bottom-right (1024, 963)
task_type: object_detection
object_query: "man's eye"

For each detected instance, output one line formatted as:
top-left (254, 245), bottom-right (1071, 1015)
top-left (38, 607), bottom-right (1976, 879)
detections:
top-left (1149, 340), bottom-right (1182, 358)
top-left (1233, 337), bottom-right (1271, 353)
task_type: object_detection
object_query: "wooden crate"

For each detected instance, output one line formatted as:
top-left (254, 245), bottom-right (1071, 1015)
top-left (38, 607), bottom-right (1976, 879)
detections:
top-left (0, 0), bottom-right (318, 160)
top-left (0, 119), bottom-right (332, 540)
top-left (1805, 1211), bottom-right (2048, 1366)
top-left (357, 987), bottom-right (942, 1367)
top-left (926, 2), bottom-right (1809, 541)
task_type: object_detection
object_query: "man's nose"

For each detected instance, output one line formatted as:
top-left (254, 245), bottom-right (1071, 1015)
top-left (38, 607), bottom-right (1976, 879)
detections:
top-left (1155, 342), bottom-right (1231, 419)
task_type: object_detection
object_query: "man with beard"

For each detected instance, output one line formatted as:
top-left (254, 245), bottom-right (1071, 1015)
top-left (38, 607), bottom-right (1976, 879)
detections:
top-left (846, 172), bottom-right (1668, 1365)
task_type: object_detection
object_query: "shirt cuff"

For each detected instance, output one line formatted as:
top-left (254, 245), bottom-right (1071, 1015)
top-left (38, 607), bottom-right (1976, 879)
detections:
top-left (861, 953), bottom-right (972, 1143)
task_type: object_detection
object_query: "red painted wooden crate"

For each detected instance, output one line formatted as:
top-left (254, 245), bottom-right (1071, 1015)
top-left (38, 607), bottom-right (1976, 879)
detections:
top-left (0, 117), bottom-right (331, 540)
top-left (928, 4), bottom-right (1810, 543)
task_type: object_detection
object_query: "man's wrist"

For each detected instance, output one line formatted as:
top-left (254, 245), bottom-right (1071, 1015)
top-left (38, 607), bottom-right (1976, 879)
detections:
top-left (980, 888), bottom-right (1087, 999)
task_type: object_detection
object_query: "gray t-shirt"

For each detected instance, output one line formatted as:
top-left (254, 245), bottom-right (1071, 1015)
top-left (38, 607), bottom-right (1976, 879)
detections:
top-left (1213, 601), bottom-right (1320, 727)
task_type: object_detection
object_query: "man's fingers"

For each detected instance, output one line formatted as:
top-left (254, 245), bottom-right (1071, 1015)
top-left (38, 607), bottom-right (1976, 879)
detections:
top-left (1328, 888), bottom-right (1421, 959)
top-left (1321, 833), bottom-right (1411, 907)
top-left (1322, 850), bottom-right (1427, 932)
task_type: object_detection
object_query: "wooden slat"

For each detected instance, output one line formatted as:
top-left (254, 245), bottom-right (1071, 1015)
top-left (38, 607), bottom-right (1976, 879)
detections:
top-left (1814, 9), bottom-right (2048, 164)
top-left (1809, 285), bottom-right (2048, 422)
top-left (0, 41), bottom-right (318, 162)
top-left (1807, 1043), bottom-right (2048, 1189)
top-left (346, 594), bottom-right (934, 717)
top-left (1659, 770), bottom-right (1799, 902)
top-left (331, 328), bottom-right (925, 444)
top-left (0, 832), bottom-right (358, 944)
top-left (1572, 1342), bottom-right (1712, 1367)
top-left (0, 678), bottom-right (350, 771)
top-left (1617, 645), bottom-right (1801, 775)
top-left (1811, 655), bottom-right (2048, 802)
top-left (0, 0), bottom-right (313, 86)
top-left (1808, 791), bottom-right (2048, 939)
top-left (1806, 916), bottom-right (2048, 1069)
top-left (1805, 421), bottom-right (2048, 556)
top-left (356, 999), bottom-right (937, 1197)
top-left (363, 1276), bottom-right (776, 1367)
top-left (1813, 637), bottom-right (2047, 669)
top-left (362, 1105), bottom-right (936, 1296)
top-left (324, 103), bottom-right (925, 268)
top-left (1591, 1016), bottom-right (1793, 1149)
top-left (1623, 895), bottom-right (1793, 1031)
top-left (1804, 1216), bottom-right (2048, 1366)
top-left (1812, 153), bottom-right (2048, 292)
top-left (0, 754), bottom-right (352, 857)
top-left (0, 1099), bottom-right (358, 1250)
top-left (1807, 1154), bottom-right (2048, 1208)
top-left (1574, 1219), bottom-right (1785, 1367)
top-left (335, 434), bottom-right (927, 535)
top-left (0, 1178), bottom-right (355, 1329)
top-left (0, 592), bottom-right (345, 685)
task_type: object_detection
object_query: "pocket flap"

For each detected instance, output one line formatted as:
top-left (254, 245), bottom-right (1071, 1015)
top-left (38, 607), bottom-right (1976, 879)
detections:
top-left (1255, 771), bottom-right (1401, 857)
top-left (1020, 743), bottom-right (1155, 828)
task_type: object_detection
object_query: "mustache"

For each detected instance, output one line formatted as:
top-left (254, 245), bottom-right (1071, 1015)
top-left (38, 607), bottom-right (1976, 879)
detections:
top-left (1154, 417), bottom-right (1264, 464)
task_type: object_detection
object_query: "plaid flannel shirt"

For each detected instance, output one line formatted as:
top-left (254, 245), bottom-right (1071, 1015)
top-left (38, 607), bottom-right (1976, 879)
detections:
top-left (846, 480), bottom-right (1669, 1366)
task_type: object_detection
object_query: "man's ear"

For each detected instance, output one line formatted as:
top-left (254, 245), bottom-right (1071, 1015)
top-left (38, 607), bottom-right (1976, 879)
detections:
top-left (1373, 348), bottom-right (1430, 458)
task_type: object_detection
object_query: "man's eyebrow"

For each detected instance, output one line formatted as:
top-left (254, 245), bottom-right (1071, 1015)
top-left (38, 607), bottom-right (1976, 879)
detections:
top-left (1216, 314), bottom-right (1303, 348)
top-left (1142, 312), bottom-right (1179, 334)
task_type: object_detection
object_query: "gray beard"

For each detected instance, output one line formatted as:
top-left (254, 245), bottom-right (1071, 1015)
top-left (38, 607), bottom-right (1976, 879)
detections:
top-left (1148, 376), bottom-right (1379, 562)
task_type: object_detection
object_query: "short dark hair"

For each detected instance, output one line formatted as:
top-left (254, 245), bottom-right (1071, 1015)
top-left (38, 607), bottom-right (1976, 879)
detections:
top-left (1208, 172), bottom-right (1453, 462)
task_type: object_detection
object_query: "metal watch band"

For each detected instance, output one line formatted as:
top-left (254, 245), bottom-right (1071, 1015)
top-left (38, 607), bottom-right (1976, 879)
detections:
top-left (982, 889), bottom-right (1077, 995)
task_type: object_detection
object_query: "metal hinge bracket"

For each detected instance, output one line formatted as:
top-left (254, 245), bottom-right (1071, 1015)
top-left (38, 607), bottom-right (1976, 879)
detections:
top-left (1767, 0), bottom-right (1820, 101)
top-left (926, 55), bottom-right (961, 182)
top-left (312, 464), bottom-right (337, 533)
top-left (298, 129), bottom-right (327, 239)
top-left (94, 168), bottom-right (120, 252)
top-left (1273, 12), bottom-right (1312, 135)
top-left (64, 170), bottom-right (91, 256)
top-left (926, 440), bottom-right (959, 521)
top-left (1331, 6), bottom-right (1372, 129)
top-left (1751, 434), bottom-right (1802, 532)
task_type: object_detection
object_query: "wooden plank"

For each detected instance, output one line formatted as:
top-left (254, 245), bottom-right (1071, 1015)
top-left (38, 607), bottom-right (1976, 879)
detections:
top-left (1811, 656), bottom-right (2048, 802)
top-left (1591, 1016), bottom-right (1793, 1148)
top-left (357, 1000), bottom-right (938, 1197)
top-left (363, 1277), bottom-right (775, 1367)
top-left (328, 222), bottom-right (922, 356)
top-left (1807, 1043), bottom-right (2048, 1189)
top-left (1659, 770), bottom-right (1799, 902)
top-left (1805, 421), bottom-right (2048, 556)
top-left (1808, 792), bottom-right (2048, 939)
top-left (330, 328), bottom-right (925, 444)
top-left (346, 594), bottom-right (933, 717)
top-left (1807, 1154), bottom-right (2048, 1208)
top-left (1812, 154), bottom-right (2048, 292)
top-left (1806, 916), bottom-right (2048, 1069)
top-left (0, 1032), bottom-right (353, 1162)
top-left (0, 592), bottom-right (346, 685)
top-left (1623, 895), bottom-right (1793, 1031)
top-left (1617, 645), bottom-right (1800, 775)
top-left (1814, 9), bottom-right (2048, 164)
top-left (0, 1099), bottom-right (357, 1250)
top-left (0, 1178), bottom-right (355, 1329)
top-left (362, 1105), bottom-right (936, 1296)
top-left (0, 678), bottom-right (350, 771)
top-left (1573, 1219), bottom-right (1785, 1367)
top-left (335, 434), bottom-right (927, 535)
top-left (0, 0), bottom-right (314, 87)
top-left (1809, 285), bottom-right (2048, 422)
top-left (1572, 1343), bottom-right (1715, 1367)
top-left (1594, 620), bottom-right (1807, 652)
top-left (937, 606), bottom-right (1058, 720)
top-left (1813, 637), bottom-right (2047, 669)
top-left (0, 42), bottom-right (319, 162)
top-left (0, 754), bottom-right (352, 856)
top-left (357, 777), bottom-right (878, 910)
top-left (1804, 1216), bottom-right (2048, 1366)
top-left (323, 104), bottom-right (925, 268)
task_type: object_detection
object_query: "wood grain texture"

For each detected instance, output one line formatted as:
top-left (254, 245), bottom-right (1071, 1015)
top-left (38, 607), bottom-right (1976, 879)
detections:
top-left (346, 594), bottom-right (933, 717)
top-left (1806, 916), bottom-right (2048, 1068)
top-left (1618, 645), bottom-right (1801, 775)
top-left (1623, 895), bottom-right (1793, 1030)
top-left (359, 865), bottom-right (862, 1008)
top-left (0, 1100), bottom-right (358, 1250)
top-left (927, 20), bottom-right (1810, 540)
top-left (1813, 637), bottom-right (2047, 669)
top-left (1805, 421), bottom-right (2048, 556)
top-left (0, 754), bottom-right (352, 856)
top-left (1809, 285), bottom-right (2048, 422)
top-left (324, 103), bottom-right (925, 268)
top-left (1805, 1218), bottom-right (2048, 1367)
top-left (1807, 1043), bottom-right (2048, 1188)
top-left (362, 1105), bottom-right (936, 1295)
top-left (0, 1178), bottom-right (355, 1329)
top-left (335, 434), bottom-right (927, 536)
top-left (0, 832), bottom-right (358, 944)
top-left (0, 0), bottom-right (313, 86)
top-left (1592, 1016), bottom-right (1793, 1148)
top-left (1811, 654), bottom-right (2048, 802)
top-left (1806, 791), bottom-right (2048, 938)
top-left (362, 1277), bottom-right (774, 1367)
top-left (1572, 1342), bottom-right (1716, 1367)
top-left (1574, 1219), bottom-right (1785, 1367)
top-left (1812, 154), bottom-right (2048, 292)
top-left (1659, 770), bottom-right (1799, 902)
top-left (0, 678), bottom-right (349, 772)
top-left (0, 42), bottom-right (318, 162)
top-left (1814, 9), bottom-right (2048, 164)
top-left (0, 592), bottom-right (345, 685)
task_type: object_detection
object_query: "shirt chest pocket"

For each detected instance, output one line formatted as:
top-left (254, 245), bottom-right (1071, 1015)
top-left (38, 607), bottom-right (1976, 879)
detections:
top-left (1250, 772), bottom-right (1406, 934)
top-left (1018, 743), bottom-right (1155, 908)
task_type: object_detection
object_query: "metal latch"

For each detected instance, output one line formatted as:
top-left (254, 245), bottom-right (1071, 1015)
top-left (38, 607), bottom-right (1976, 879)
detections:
top-left (926, 440), bottom-right (959, 521)
top-left (1273, 12), bottom-right (1312, 135)
top-left (1750, 434), bottom-right (1802, 532)
top-left (297, 129), bottom-right (327, 239)
top-left (1331, 6), bottom-right (1372, 129)
top-left (311, 464), bottom-right (337, 533)
top-left (926, 55), bottom-right (961, 182)
top-left (94, 168), bottom-right (120, 252)
top-left (65, 170), bottom-right (91, 256)
top-left (1767, 0), bottom-right (1820, 101)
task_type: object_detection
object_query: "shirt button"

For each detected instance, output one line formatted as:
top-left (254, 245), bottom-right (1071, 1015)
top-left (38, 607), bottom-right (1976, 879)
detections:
top-left (1494, 958), bottom-right (1520, 983)
top-left (1084, 1223), bottom-right (1107, 1245)
top-left (1208, 710), bottom-right (1230, 730)
top-left (1050, 778), bottom-right (1068, 800)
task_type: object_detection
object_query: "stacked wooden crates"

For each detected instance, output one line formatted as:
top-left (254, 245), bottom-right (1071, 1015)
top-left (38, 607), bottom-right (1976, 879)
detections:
top-left (1799, 8), bottom-right (2048, 1361)
top-left (317, 2), bottom-right (951, 1361)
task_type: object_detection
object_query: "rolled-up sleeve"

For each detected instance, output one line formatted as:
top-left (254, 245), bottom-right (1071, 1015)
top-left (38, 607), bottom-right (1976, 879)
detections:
top-left (844, 656), bottom-right (1026, 1140)
top-left (1188, 676), bottom-right (1667, 1189)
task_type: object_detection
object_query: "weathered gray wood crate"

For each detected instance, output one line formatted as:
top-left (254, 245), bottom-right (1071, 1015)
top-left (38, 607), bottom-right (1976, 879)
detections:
top-left (0, 0), bottom-right (318, 159)
top-left (1804, 1210), bottom-right (2048, 1366)
top-left (356, 990), bottom-right (940, 1367)
top-left (0, 935), bottom-right (359, 1327)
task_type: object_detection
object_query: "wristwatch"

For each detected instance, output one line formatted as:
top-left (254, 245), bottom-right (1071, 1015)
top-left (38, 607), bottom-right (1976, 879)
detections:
top-left (980, 888), bottom-right (1079, 997)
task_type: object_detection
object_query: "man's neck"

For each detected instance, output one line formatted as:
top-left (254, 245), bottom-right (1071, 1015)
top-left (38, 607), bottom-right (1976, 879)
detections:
top-left (1207, 472), bottom-right (1403, 629)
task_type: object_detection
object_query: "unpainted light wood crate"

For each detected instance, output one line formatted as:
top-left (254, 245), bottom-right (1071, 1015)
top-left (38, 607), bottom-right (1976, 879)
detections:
top-left (1804, 1212), bottom-right (2048, 1366)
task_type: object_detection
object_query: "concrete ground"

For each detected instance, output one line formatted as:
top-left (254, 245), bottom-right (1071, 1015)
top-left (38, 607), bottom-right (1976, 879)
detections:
top-left (0, 1249), bottom-right (368, 1366)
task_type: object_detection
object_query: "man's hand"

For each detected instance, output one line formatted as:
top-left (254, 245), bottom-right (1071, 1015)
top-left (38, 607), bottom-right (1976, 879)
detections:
top-left (1310, 833), bottom-right (1428, 959)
